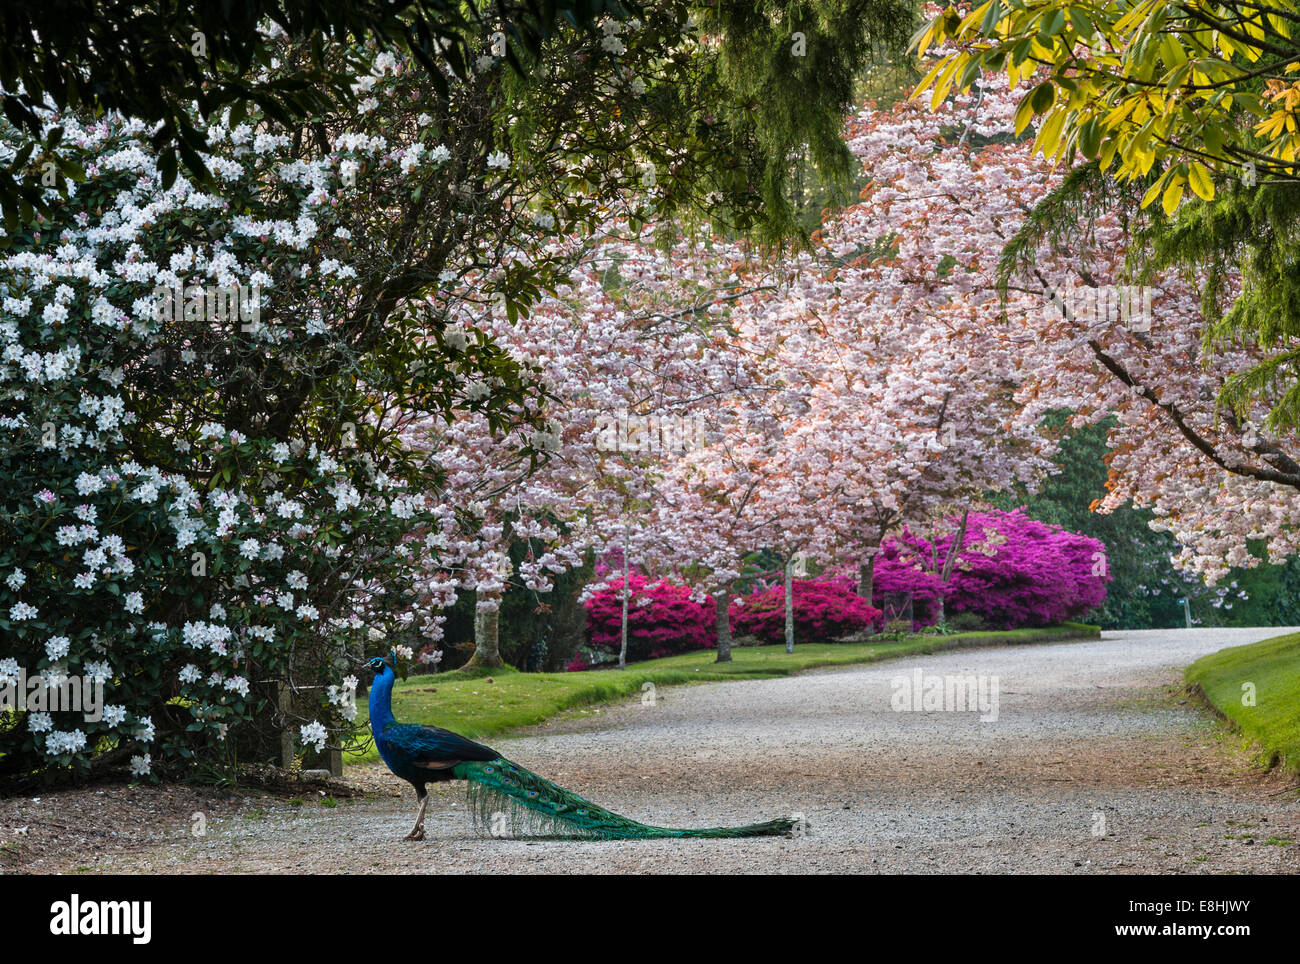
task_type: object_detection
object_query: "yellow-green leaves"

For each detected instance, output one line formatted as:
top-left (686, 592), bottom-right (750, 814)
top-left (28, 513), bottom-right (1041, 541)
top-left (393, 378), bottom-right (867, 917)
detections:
top-left (1036, 107), bottom-right (1068, 158)
top-left (1014, 95), bottom-right (1037, 134)
top-left (1187, 161), bottom-right (1215, 201)
top-left (910, 0), bottom-right (1300, 202)
top-left (1161, 172), bottom-right (1185, 214)
top-left (1134, 163), bottom-right (1204, 212)
top-left (926, 55), bottom-right (963, 111)
top-left (1078, 116), bottom-right (1103, 158)
top-left (1029, 80), bottom-right (1056, 114)
top-left (1066, 6), bottom-right (1095, 38)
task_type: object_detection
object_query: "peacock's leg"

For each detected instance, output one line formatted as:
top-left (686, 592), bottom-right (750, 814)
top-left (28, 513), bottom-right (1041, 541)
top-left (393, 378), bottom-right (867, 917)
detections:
top-left (405, 791), bottom-right (429, 841)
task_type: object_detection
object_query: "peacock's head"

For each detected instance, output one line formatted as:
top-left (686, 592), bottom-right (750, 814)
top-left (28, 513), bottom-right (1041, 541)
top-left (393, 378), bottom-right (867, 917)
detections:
top-left (369, 649), bottom-right (409, 682)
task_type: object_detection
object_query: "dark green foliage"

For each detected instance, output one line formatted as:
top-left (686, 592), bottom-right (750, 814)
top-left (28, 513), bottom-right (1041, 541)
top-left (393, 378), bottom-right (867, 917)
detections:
top-left (694, 0), bottom-right (914, 242)
top-left (437, 541), bottom-right (593, 673)
top-left (494, 551), bottom-right (593, 672)
top-left (0, 0), bottom-right (632, 233)
top-left (995, 161), bottom-right (1129, 298)
top-left (945, 610), bottom-right (986, 633)
top-left (996, 152), bottom-right (1300, 437)
top-left (991, 412), bottom-right (1300, 629)
top-left (0, 0), bottom-right (912, 247)
top-left (988, 412), bottom-right (1189, 629)
top-left (1138, 180), bottom-right (1300, 432)
top-left (881, 618), bottom-right (912, 639)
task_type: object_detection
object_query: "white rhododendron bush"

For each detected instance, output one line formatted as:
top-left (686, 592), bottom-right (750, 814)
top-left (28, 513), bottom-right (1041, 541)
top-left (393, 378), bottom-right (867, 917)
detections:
top-left (0, 112), bottom-right (450, 777)
top-left (0, 13), bottom-right (764, 778)
top-left (0, 47), bottom-right (555, 778)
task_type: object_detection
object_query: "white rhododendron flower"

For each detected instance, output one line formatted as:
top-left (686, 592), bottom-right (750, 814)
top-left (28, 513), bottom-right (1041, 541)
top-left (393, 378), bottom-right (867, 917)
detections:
top-left (300, 721), bottom-right (328, 753)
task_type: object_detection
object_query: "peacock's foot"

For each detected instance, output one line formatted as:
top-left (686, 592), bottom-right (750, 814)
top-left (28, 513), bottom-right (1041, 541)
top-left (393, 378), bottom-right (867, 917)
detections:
top-left (404, 827), bottom-right (425, 841)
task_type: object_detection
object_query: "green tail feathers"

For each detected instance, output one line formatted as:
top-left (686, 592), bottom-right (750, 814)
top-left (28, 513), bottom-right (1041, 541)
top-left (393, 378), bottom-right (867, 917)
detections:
top-left (452, 758), bottom-right (798, 840)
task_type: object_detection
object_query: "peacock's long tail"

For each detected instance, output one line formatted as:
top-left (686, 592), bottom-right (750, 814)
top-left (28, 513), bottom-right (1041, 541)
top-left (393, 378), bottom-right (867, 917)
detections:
top-left (452, 757), bottom-right (798, 840)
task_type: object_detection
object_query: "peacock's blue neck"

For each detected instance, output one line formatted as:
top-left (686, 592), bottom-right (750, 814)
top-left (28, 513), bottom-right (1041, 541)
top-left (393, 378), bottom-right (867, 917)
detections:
top-left (369, 669), bottom-right (396, 736)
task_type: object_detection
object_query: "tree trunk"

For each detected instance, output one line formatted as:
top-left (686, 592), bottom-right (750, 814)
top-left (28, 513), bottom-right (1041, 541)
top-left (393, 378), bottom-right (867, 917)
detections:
top-left (784, 558), bottom-right (795, 654)
top-left (467, 605), bottom-right (504, 669)
top-left (714, 589), bottom-right (733, 663)
top-left (935, 507), bottom-right (969, 627)
top-left (619, 570), bottom-right (630, 670)
top-left (856, 553), bottom-right (875, 606)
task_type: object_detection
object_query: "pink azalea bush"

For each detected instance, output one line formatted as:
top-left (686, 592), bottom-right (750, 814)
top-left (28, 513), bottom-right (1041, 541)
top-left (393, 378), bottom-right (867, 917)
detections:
top-left (578, 574), bottom-right (884, 668)
top-left (731, 578), bottom-right (882, 644)
top-left (874, 509), bottom-right (1110, 629)
top-left (582, 573), bottom-right (714, 664)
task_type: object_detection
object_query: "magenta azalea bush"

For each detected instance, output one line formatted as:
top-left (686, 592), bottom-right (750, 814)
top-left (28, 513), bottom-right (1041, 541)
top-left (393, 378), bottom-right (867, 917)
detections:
top-left (731, 577), bottom-right (882, 644)
top-left (874, 509), bottom-right (1110, 629)
top-left (577, 509), bottom-right (1105, 669)
top-left (582, 573), bottom-right (714, 664)
top-left (579, 574), bottom-right (884, 668)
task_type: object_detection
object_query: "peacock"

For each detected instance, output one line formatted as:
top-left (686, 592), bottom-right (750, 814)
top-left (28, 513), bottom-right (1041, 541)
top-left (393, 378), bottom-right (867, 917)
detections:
top-left (367, 653), bottom-right (798, 840)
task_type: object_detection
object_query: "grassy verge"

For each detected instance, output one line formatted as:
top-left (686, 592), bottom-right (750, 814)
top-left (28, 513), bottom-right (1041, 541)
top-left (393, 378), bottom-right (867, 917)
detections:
top-left (1186, 631), bottom-right (1300, 774)
top-left (348, 621), bottom-right (1098, 764)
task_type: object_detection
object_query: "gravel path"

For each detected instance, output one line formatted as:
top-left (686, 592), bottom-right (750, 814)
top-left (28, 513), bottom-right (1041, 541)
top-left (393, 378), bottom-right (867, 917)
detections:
top-left (17, 627), bottom-right (1300, 874)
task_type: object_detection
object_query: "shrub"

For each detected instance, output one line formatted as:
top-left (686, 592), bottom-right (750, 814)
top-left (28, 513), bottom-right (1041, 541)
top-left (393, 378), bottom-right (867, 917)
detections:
top-left (0, 70), bottom-right (545, 780)
top-left (873, 509), bottom-right (1110, 630)
top-left (882, 619), bottom-right (913, 639)
top-left (433, 546), bottom-right (595, 673)
top-left (582, 574), bottom-right (714, 664)
top-left (730, 577), bottom-right (882, 644)
top-left (945, 610), bottom-right (987, 633)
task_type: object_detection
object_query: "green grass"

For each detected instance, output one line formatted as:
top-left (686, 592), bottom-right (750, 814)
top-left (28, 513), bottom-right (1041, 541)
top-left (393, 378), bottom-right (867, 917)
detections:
top-left (1187, 631), bottom-right (1300, 775)
top-left (347, 622), bottom-right (1098, 764)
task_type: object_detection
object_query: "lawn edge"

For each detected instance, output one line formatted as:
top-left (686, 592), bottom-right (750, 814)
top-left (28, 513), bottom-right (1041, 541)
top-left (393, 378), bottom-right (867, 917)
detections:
top-left (1184, 631), bottom-right (1300, 777)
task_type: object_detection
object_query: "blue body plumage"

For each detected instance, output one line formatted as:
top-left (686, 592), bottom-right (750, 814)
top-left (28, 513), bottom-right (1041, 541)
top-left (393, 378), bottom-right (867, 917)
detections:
top-left (368, 654), bottom-right (496, 839)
